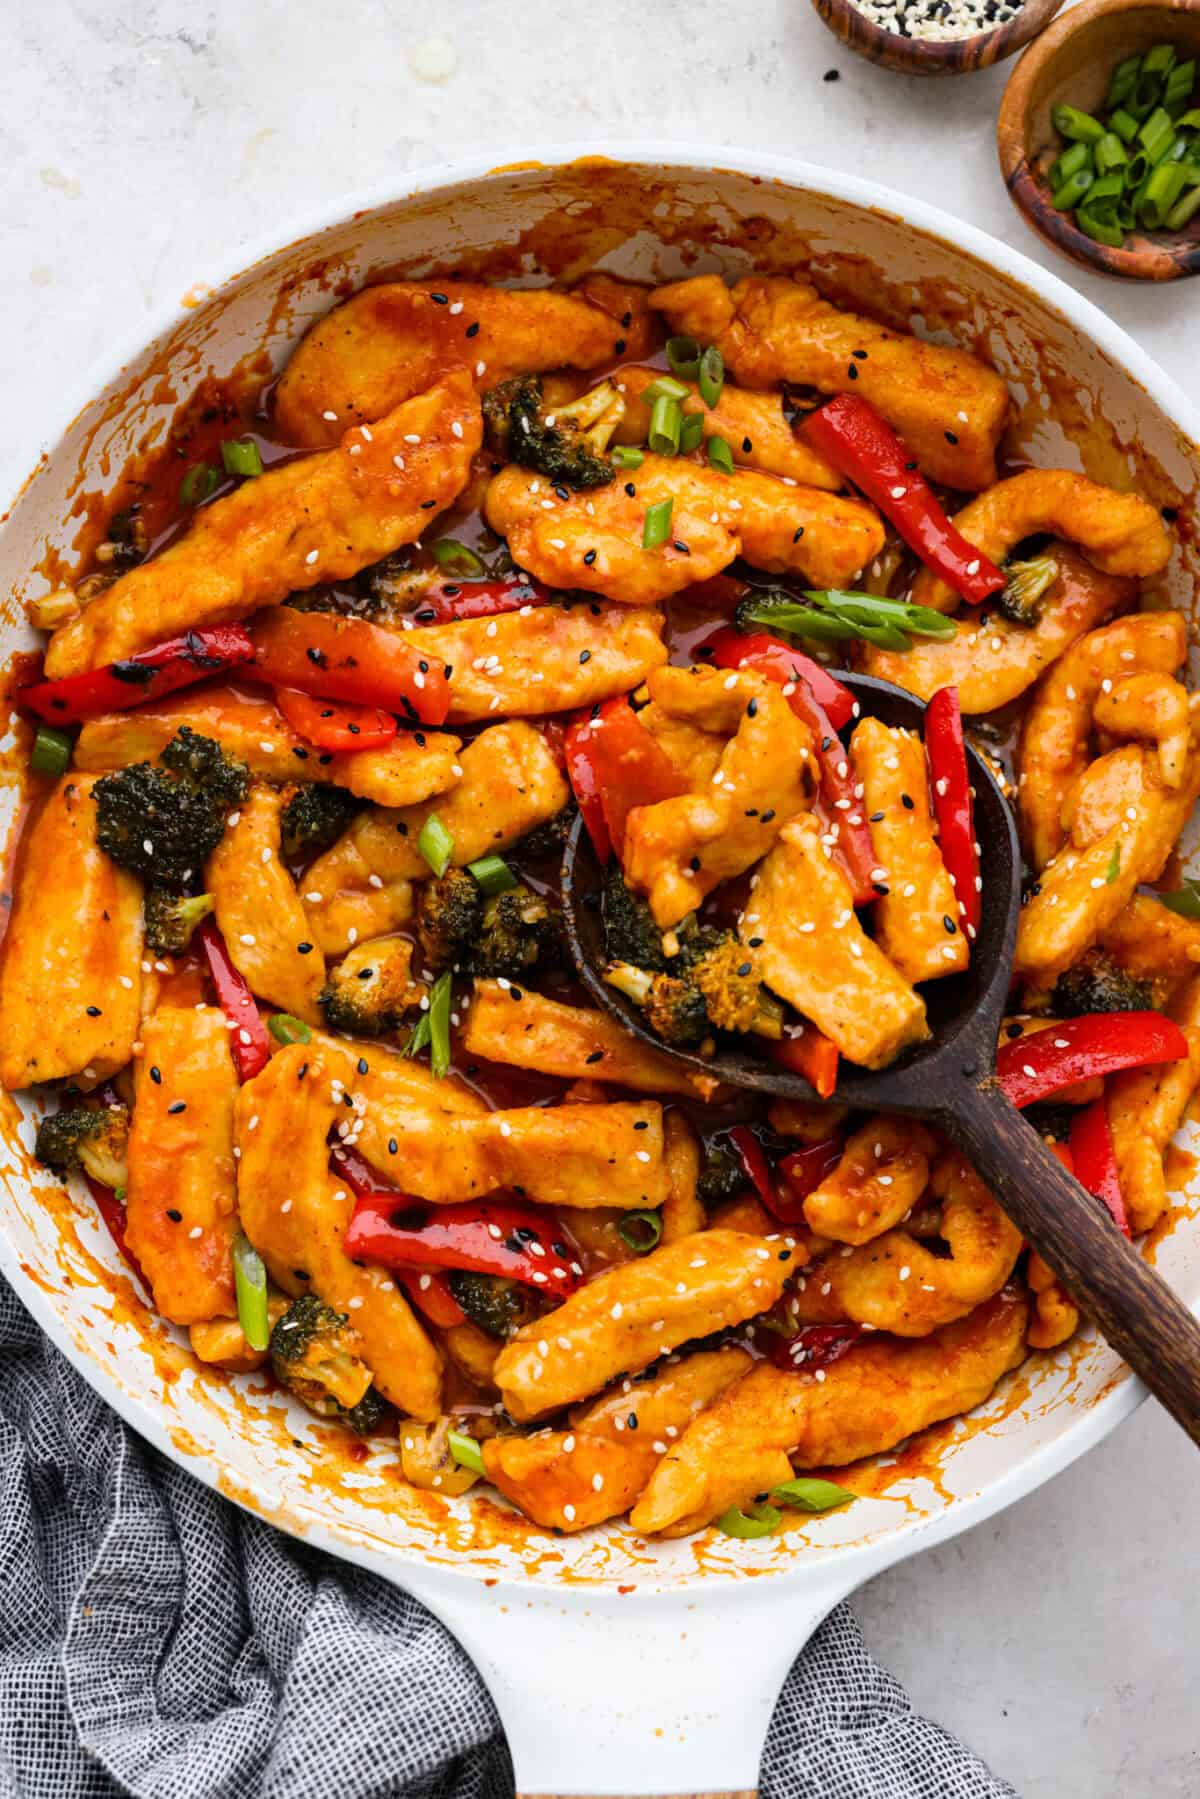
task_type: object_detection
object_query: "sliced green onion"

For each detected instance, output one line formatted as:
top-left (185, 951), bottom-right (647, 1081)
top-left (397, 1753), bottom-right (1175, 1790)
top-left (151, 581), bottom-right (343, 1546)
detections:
top-left (707, 435), bottom-right (736, 475)
top-left (697, 345), bottom-right (725, 409)
top-left (1142, 43), bottom-right (1176, 81)
top-left (1137, 106), bottom-right (1177, 165)
top-left (1175, 108), bottom-right (1200, 133)
top-left (642, 498), bottom-right (673, 549)
top-left (1166, 183), bottom-right (1200, 229)
top-left (1159, 879), bottom-right (1200, 919)
top-left (404, 1012), bottom-right (432, 1058)
top-left (179, 462), bottom-right (220, 506)
top-left (612, 445), bottom-right (645, 470)
top-left (30, 726), bottom-right (72, 778)
top-left (770, 1476), bottom-right (857, 1513)
top-left (432, 538), bottom-right (487, 577)
top-left (1052, 103), bottom-right (1106, 144)
top-left (1165, 59), bottom-right (1196, 117)
top-left (716, 1502), bottom-right (781, 1539)
top-left (1110, 107), bottom-right (1140, 144)
top-left (467, 853), bottom-right (517, 896)
top-left (738, 590), bottom-right (956, 653)
top-left (447, 1428), bottom-right (486, 1475)
top-left (1117, 199), bottom-right (1139, 233)
top-left (418, 812), bottom-right (455, 877)
top-left (1095, 132), bottom-right (1129, 174)
top-left (1141, 160), bottom-right (1189, 227)
top-left (1051, 141), bottom-right (1094, 187)
top-left (428, 970), bottom-right (453, 1080)
top-left (1081, 172), bottom-right (1126, 219)
top-left (640, 374), bottom-right (691, 404)
top-left (221, 436), bottom-right (264, 478)
top-left (268, 1013), bottom-right (312, 1046)
top-left (1105, 843), bottom-right (1122, 884)
top-left (1076, 207), bottom-right (1126, 247)
top-left (1052, 168), bottom-right (1094, 211)
top-left (648, 393), bottom-right (682, 457)
top-left (679, 410), bottom-right (705, 455)
top-left (233, 1231), bottom-right (269, 1353)
top-left (1131, 70), bottom-right (1165, 119)
top-left (665, 335), bottom-right (702, 379)
top-left (1106, 53), bottom-right (1142, 112)
top-left (617, 1210), bottom-right (663, 1254)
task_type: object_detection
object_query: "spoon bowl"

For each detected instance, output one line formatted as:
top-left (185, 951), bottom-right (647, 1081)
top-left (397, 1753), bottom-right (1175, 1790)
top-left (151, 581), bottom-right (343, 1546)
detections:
top-left (561, 667), bottom-right (1200, 1448)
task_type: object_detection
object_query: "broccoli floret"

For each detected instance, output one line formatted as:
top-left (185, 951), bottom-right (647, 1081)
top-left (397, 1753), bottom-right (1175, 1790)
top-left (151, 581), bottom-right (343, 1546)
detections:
top-left (36, 1104), bottom-right (130, 1192)
top-left (483, 375), bottom-right (621, 490)
top-left (606, 925), bottom-right (782, 1048)
top-left (474, 885), bottom-right (565, 980)
top-left (732, 587), bottom-right (799, 636)
top-left (512, 806), bottom-right (572, 861)
top-left (143, 887), bottom-right (214, 955)
top-left (995, 555), bottom-right (1060, 627)
top-left (416, 868), bottom-right (484, 973)
top-left (696, 1138), bottom-right (746, 1210)
top-left (93, 726), bottom-right (248, 885)
top-left (1051, 951), bottom-right (1153, 1017)
top-left (604, 961), bottom-right (712, 1047)
top-left (602, 864), bottom-right (668, 971)
top-left (269, 1293), bottom-right (386, 1435)
top-left (447, 1271), bottom-right (536, 1340)
top-left (320, 936), bottom-right (425, 1038)
top-left (279, 784), bottom-right (362, 862)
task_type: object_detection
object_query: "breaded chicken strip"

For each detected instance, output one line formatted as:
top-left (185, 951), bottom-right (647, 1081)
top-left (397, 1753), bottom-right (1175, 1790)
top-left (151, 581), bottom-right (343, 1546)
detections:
top-left (236, 1043), bottom-right (442, 1419)
top-left (623, 668), bottom-right (814, 927)
top-left (803, 1115), bottom-right (936, 1246)
top-left (206, 785), bottom-right (325, 1024)
top-left (910, 471), bottom-right (1172, 614)
top-left (45, 374), bottom-right (482, 677)
top-left (650, 274), bottom-right (1009, 491)
top-left (301, 721), bottom-right (568, 953)
top-left (741, 815), bottom-right (928, 1070)
top-left (461, 981), bottom-right (723, 1102)
top-left (1099, 893), bottom-right (1200, 984)
top-left (274, 275), bottom-right (657, 446)
top-left (1017, 611), bottom-right (1187, 871)
top-left (494, 1230), bottom-right (793, 1421)
top-left (1108, 974), bottom-right (1200, 1235)
top-left (125, 1007), bottom-right (238, 1326)
top-left (0, 774), bottom-right (143, 1090)
top-left (864, 545), bottom-right (1132, 714)
top-left (612, 365), bottom-right (841, 489)
top-left (484, 457), bottom-right (883, 605)
top-left (629, 1289), bottom-right (1028, 1534)
top-left (75, 686), bottom-right (464, 810)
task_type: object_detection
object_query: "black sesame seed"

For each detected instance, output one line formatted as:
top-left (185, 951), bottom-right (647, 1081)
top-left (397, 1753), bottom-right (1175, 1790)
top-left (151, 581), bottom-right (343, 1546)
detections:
top-left (742, 436), bottom-right (753, 452)
top-left (943, 915), bottom-right (958, 934)
top-left (748, 936), bottom-right (764, 948)
top-left (579, 649), bottom-right (591, 664)
top-left (823, 67), bottom-right (840, 80)
top-left (465, 321), bottom-right (480, 337)
top-left (86, 1005), bottom-right (101, 1017)
top-left (847, 364), bottom-right (858, 380)
top-left (431, 292), bottom-right (448, 304)
top-left (852, 349), bottom-right (868, 360)
top-left (627, 1412), bottom-right (639, 1430)
top-left (793, 526), bottom-right (805, 542)
top-left (166, 1208), bottom-right (182, 1222)
top-left (869, 810), bottom-right (885, 822)
top-left (901, 792), bottom-right (915, 809)
top-left (945, 429), bottom-right (959, 445)
top-left (737, 961), bottom-right (753, 978)
top-left (388, 1137), bottom-right (398, 1155)
top-left (583, 550), bottom-right (596, 566)
top-left (624, 482), bottom-right (636, 498)
top-left (585, 1050), bottom-right (604, 1065)
top-left (689, 856), bottom-right (701, 871)
top-left (673, 540), bottom-right (690, 555)
top-left (633, 1119), bottom-right (649, 1130)
top-left (747, 697), bottom-right (758, 717)
top-left (760, 809), bottom-right (776, 823)
top-left (168, 1101), bottom-right (187, 1115)
top-left (614, 338), bottom-right (626, 354)
top-left (150, 1066), bottom-right (162, 1084)
top-left (357, 1056), bottom-right (369, 1075)
top-left (1005, 1021), bottom-right (1024, 1040)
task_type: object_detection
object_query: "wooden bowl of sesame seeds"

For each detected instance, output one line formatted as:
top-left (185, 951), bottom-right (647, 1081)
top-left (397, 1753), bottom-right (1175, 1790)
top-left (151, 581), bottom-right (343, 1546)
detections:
top-left (811, 0), bottom-right (1065, 75)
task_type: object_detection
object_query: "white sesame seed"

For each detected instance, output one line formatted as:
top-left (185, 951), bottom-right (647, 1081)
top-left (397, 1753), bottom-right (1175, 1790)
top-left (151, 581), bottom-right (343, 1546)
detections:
top-left (305, 549), bottom-right (319, 565)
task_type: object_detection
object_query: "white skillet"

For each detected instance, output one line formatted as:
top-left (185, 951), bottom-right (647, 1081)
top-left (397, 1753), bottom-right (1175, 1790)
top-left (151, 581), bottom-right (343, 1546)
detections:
top-left (1, 149), bottom-right (1198, 1799)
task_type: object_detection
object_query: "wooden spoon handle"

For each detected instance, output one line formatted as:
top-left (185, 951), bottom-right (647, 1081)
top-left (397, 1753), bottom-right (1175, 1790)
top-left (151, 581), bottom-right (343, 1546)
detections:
top-left (947, 1081), bottom-right (1200, 1448)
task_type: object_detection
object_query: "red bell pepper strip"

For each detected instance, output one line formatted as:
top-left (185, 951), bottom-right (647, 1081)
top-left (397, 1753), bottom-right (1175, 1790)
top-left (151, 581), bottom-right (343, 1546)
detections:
top-left (19, 625), bottom-right (256, 726)
top-left (1068, 1100), bottom-right (1131, 1237)
top-left (274, 688), bottom-right (398, 754)
top-left (703, 626), bottom-right (876, 904)
top-left (769, 1025), bottom-right (840, 1100)
top-left (342, 1190), bottom-right (585, 1296)
top-left (564, 697), bottom-right (689, 862)
top-left (769, 1322), bottom-right (865, 1373)
top-left (924, 686), bottom-right (980, 938)
top-left (997, 1012), bottom-right (1188, 1110)
top-left (768, 1138), bottom-right (845, 1224)
top-left (84, 1175), bottom-right (148, 1288)
top-left (801, 396), bottom-right (1006, 607)
top-left (198, 919), bottom-right (271, 1083)
top-left (703, 626), bottom-right (855, 731)
top-left (410, 574), bottom-right (555, 625)
top-left (248, 609), bottom-right (451, 727)
top-left (726, 1126), bottom-right (773, 1203)
top-left (394, 1269), bottom-right (468, 1328)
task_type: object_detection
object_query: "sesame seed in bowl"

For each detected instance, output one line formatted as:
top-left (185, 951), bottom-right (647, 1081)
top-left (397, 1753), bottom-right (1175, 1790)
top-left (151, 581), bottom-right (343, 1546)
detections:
top-left (810, 0), bottom-right (1065, 75)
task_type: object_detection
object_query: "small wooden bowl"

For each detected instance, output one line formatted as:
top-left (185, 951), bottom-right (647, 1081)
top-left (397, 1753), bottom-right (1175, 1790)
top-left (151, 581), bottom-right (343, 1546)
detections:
top-left (998, 0), bottom-right (1200, 279)
top-left (811, 0), bottom-right (1064, 77)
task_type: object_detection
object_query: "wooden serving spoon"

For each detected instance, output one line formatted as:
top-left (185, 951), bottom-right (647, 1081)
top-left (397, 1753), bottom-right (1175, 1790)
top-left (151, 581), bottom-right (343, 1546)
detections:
top-left (561, 669), bottom-right (1200, 1447)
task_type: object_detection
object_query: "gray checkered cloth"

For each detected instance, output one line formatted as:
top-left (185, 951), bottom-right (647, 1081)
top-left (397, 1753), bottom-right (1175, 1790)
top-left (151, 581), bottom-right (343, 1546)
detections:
top-left (0, 1275), bottom-right (1016, 1798)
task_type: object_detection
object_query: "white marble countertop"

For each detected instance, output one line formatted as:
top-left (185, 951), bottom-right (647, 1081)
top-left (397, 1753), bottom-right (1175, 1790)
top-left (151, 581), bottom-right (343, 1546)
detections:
top-left (5, 3), bottom-right (1198, 1793)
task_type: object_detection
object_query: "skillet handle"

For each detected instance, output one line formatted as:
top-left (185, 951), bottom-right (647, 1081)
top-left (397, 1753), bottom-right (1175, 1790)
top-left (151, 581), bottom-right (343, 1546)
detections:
top-left (946, 1079), bottom-right (1200, 1448)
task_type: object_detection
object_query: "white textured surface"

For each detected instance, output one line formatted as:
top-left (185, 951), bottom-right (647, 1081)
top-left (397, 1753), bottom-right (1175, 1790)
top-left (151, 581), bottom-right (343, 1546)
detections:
top-left (4, 4), bottom-right (1198, 1794)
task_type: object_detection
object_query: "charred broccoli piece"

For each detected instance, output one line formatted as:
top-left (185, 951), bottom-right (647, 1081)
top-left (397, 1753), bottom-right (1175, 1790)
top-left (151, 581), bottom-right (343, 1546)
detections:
top-left (93, 727), bottom-right (249, 886)
top-left (447, 1271), bottom-right (537, 1340)
top-left (279, 784), bottom-right (362, 862)
top-left (732, 587), bottom-right (801, 637)
top-left (604, 962), bottom-right (712, 1047)
top-left (143, 887), bottom-right (214, 956)
top-left (483, 374), bottom-right (621, 490)
top-left (512, 806), bottom-right (572, 861)
top-left (474, 885), bottom-right (565, 980)
top-left (605, 926), bottom-right (782, 1048)
top-left (995, 555), bottom-right (1060, 627)
top-left (696, 1137), bottom-right (746, 1210)
top-left (35, 1104), bottom-right (130, 1192)
top-left (320, 936), bottom-right (425, 1038)
top-left (269, 1293), bottom-right (386, 1435)
top-left (1051, 950), bottom-right (1153, 1017)
top-left (416, 868), bottom-right (484, 973)
top-left (602, 864), bottom-right (668, 972)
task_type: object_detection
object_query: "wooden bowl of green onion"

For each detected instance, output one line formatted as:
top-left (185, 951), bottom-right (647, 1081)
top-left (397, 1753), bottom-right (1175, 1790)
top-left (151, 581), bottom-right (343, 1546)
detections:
top-left (998, 0), bottom-right (1200, 279)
